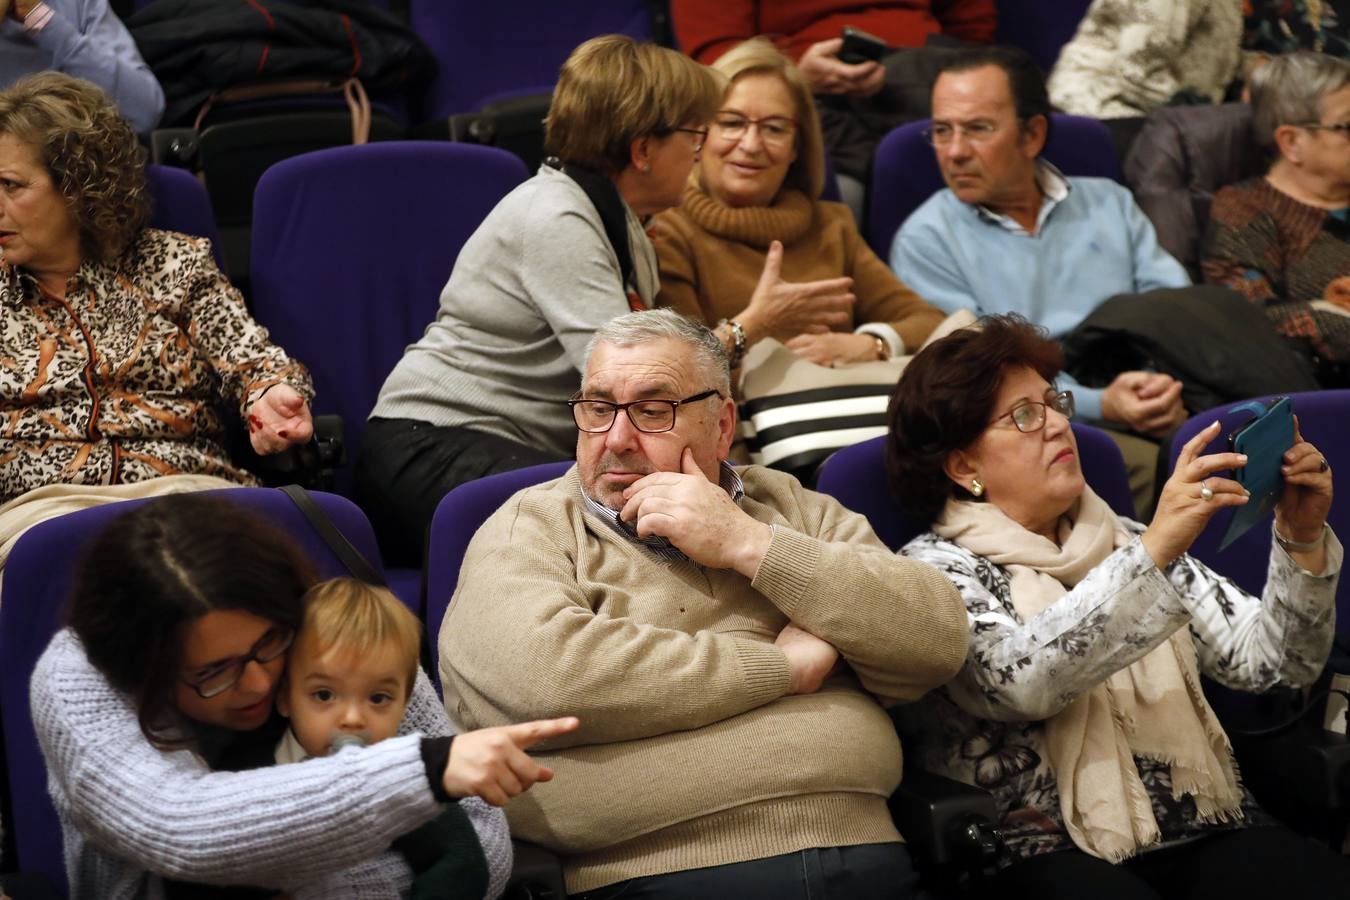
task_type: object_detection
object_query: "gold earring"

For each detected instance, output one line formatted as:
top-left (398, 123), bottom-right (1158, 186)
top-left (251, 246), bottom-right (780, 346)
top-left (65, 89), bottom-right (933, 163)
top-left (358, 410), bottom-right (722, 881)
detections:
top-left (970, 476), bottom-right (984, 497)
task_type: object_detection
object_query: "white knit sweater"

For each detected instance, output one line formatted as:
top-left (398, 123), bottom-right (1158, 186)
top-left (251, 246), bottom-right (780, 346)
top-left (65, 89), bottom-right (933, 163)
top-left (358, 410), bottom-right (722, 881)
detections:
top-left (30, 629), bottom-right (511, 899)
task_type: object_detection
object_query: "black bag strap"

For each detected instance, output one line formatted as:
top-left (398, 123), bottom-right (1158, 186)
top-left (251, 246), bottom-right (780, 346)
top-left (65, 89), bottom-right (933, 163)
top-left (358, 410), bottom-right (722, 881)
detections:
top-left (278, 484), bottom-right (385, 586)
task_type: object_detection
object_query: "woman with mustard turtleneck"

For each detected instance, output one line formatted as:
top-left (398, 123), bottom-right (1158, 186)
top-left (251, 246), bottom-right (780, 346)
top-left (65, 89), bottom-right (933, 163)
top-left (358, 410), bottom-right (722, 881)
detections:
top-left (651, 38), bottom-right (944, 370)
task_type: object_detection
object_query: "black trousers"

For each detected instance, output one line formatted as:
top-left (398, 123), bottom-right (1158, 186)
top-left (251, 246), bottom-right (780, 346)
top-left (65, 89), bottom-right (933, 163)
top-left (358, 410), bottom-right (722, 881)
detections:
top-left (570, 843), bottom-right (929, 900)
top-left (985, 825), bottom-right (1350, 900)
top-left (353, 417), bottom-right (568, 567)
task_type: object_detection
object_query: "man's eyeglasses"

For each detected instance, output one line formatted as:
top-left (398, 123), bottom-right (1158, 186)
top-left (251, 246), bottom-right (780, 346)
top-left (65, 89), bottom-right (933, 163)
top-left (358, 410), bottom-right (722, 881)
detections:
top-left (181, 626), bottom-right (295, 699)
top-left (923, 120), bottom-right (1007, 146)
top-left (670, 126), bottom-right (709, 152)
top-left (710, 113), bottom-right (798, 148)
top-left (1296, 120), bottom-right (1350, 138)
top-left (569, 388), bottom-right (722, 434)
top-left (991, 389), bottom-right (1075, 433)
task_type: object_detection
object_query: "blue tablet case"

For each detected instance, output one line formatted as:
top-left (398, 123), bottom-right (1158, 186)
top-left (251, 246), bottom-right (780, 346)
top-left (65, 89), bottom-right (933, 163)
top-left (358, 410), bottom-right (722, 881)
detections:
top-left (1220, 397), bottom-right (1294, 550)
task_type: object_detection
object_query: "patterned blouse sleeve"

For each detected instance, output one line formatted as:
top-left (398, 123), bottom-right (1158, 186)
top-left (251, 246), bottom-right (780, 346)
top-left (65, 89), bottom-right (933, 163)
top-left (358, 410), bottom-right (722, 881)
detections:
top-left (1171, 525), bottom-right (1341, 692)
top-left (174, 235), bottom-right (315, 416)
top-left (901, 531), bottom-right (1194, 721)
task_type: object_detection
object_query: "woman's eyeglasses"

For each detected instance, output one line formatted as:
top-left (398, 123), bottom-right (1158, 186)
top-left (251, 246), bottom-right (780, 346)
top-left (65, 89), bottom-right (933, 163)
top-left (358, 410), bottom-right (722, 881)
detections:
top-left (181, 626), bottom-right (295, 699)
top-left (710, 113), bottom-right (798, 148)
top-left (670, 126), bottom-right (709, 152)
top-left (1296, 120), bottom-right (1350, 138)
top-left (991, 390), bottom-right (1075, 433)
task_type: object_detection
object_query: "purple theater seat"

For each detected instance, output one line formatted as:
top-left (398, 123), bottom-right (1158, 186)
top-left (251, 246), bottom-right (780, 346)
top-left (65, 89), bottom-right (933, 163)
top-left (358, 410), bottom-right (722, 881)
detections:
top-left (145, 163), bottom-right (227, 270)
top-left (816, 423), bottom-right (1135, 551)
top-left (0, 487), bottom-right (393, 896)
top-left (867, 112), bottom-right (1123, 257)
top-left (424, 461), bottom-right (572, 690)
top-left (249, 142), bottom-right (529, 492)
top-left (993, 0), bottom-right (1094, 75)
top-left (409, 0), bottom-right (654, 119)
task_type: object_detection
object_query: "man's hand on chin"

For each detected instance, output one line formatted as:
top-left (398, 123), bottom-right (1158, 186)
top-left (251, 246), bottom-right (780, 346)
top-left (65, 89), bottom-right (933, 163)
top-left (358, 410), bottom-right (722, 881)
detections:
top-left (620, 447), bottom-right (772, 576)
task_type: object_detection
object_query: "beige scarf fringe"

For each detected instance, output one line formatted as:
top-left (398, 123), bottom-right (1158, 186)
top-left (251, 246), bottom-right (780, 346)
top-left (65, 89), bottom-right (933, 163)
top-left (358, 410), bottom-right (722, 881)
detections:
top-left (934, 487), bottom-right (1243, 861)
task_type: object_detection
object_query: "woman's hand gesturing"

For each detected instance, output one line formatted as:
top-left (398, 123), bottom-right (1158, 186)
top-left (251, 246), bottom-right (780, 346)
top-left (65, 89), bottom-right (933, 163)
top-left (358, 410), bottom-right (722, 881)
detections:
top-left (443, 717), bottom-right (580, 807)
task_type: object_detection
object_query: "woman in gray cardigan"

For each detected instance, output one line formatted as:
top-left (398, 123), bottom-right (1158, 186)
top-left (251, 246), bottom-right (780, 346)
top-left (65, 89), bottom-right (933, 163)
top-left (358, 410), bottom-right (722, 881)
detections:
top-left (32, 493), bottom-right (574, 899)
top-left (355, 35), bottom-right (722, 567)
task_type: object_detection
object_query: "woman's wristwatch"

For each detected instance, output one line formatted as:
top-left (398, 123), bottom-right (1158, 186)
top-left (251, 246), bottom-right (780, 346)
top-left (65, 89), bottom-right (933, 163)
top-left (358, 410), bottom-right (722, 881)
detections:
top-left (719, 318), bottom-right (747, 367)
top-left (1274, 522), bottom-right (1329, 553)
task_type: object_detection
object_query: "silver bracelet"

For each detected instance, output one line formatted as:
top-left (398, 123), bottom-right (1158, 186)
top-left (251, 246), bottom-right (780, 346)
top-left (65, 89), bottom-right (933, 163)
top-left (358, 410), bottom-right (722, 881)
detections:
top-left (719, 318), bottom-right (747, 368)
top-left (1274, 522), bottom-right (1328, 553)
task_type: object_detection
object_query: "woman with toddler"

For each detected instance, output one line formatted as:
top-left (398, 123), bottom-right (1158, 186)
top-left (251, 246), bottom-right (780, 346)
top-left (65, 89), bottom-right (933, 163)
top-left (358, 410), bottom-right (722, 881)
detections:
top-left (32, 493), bottom-right (576, 899)
top-left (651, 38), bottom-right (944, 371)
top-left (886, 314), bottom-right (1350, 897)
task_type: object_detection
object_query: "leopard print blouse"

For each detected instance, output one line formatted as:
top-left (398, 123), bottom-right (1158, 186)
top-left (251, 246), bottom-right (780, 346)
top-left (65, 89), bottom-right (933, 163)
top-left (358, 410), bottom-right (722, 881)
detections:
top-left (0, 228), bottom-right (313, 504)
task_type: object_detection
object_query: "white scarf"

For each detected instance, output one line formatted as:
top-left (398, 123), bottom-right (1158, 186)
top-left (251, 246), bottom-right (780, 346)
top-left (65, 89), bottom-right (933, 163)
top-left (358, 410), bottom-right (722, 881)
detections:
top-left (934, 487), bottom-right (1243, 861)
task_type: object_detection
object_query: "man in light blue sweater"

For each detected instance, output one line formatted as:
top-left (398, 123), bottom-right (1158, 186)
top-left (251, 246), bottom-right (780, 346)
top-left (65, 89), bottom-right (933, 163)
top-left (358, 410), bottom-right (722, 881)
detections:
top-left (889, 46), bottom-right (1191, 447)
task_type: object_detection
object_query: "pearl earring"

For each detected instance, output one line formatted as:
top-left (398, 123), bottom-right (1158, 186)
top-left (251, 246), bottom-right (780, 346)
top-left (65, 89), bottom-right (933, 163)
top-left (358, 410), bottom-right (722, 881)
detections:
top-left (970, 476), bottom-right (984, 497)
top-left (640, 163), bottom-right (651, 172)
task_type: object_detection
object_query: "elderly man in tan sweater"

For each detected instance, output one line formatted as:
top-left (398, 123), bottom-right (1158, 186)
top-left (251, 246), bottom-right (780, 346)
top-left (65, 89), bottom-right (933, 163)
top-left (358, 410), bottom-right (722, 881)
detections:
top-left (439, 308), bottom-right (967, 899)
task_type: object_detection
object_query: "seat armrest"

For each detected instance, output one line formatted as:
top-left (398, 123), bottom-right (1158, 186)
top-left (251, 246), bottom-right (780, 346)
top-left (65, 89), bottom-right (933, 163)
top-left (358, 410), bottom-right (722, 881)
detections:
top-left (889, 770), bottom-right (1003, 869)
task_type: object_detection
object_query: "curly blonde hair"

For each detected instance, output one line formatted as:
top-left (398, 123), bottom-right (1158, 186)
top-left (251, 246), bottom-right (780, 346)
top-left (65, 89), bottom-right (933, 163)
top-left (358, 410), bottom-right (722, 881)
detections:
top-left (0, 72), bottom-right (150, 262)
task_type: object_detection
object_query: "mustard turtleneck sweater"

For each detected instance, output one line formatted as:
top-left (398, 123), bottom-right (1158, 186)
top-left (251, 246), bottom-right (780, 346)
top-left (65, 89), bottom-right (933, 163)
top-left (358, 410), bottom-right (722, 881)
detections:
top-left (651, 184), bottom-right (945, 354)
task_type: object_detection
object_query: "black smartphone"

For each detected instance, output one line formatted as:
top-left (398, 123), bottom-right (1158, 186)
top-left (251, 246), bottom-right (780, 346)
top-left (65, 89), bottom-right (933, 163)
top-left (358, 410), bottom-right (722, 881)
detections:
top-left (838, 26), bottom-right (889, 64)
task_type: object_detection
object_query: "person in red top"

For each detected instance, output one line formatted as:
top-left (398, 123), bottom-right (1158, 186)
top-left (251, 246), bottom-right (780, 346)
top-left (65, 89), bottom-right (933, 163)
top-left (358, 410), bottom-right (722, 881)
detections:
top-left (673, 0), bottom-right (996, 213)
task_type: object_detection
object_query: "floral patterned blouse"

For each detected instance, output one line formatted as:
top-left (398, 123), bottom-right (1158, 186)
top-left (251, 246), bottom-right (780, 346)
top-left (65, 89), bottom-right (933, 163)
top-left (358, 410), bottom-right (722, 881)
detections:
top-left (0, 228), bottom-right (312, 504)
top-left (899, 519), bottom-right (1341, 862)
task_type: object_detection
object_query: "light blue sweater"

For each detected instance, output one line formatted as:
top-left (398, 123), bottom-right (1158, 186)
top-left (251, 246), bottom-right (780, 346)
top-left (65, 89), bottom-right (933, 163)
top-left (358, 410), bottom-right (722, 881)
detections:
top-left (890, 176), bottom-right (1189, 420)
top-left (0, 0), bottom-right (163, 135)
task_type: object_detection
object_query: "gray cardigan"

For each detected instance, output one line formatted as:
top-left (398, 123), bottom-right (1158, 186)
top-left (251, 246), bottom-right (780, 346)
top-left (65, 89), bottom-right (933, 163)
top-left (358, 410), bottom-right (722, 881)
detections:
top-left (31, 629), bottom-right (511, 899)
top-left (372, 165), bottom-right (659, 458)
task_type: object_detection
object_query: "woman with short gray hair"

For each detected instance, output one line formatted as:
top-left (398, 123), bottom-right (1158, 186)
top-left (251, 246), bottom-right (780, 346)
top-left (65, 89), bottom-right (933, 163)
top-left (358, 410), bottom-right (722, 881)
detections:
top-left (1202, 51), bottom-right (1350, 384)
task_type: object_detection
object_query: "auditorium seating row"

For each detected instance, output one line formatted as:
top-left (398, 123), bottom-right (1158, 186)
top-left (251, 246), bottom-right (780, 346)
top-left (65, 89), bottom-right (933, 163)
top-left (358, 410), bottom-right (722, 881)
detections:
top-left (5, 389), bottom-right (1349, 896)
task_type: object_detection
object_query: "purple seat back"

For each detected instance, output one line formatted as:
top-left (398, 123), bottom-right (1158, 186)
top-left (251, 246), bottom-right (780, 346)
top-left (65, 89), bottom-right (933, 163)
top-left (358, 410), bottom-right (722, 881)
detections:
top-left (1166, 391), bottom-right (1350, 629)
top-left (0, 488), bottom-right (389, 894)
top-left (424, 462), bottom-right (572, 689)
top-left (249, 142), bottom-right (529, 490)
top-left (409, 1), bottom-right (654, 118)
top-left (816, 423), bottom-right (1135, 550)
top-left (993, 0), bottom-right (1094, 75)
top-left (867, 113), bottom-right (1122, 256)
top-left (145, 163), bottom-right (227, 270)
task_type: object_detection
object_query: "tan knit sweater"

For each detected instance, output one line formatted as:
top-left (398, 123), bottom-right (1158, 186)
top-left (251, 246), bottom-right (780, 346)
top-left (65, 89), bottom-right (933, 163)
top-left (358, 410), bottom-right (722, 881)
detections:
top-left (439, 465), bottom-right (967, 892)
top-left (651, 185), bottom-right (946, 354)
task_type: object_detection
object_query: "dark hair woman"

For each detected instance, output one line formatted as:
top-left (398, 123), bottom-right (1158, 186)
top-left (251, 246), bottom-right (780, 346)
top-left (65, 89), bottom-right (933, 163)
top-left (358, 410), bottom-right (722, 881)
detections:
top-left (885, 314), bottom-right (1347, 898)
top-left (34, 493), bottom-right (575, 899)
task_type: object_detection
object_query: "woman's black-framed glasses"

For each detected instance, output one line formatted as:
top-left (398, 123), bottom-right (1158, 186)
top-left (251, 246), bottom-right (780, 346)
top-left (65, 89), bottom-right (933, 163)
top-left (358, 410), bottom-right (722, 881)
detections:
top-left (992, 389), bottom-right (1075, 434)
top-left (181, 626), bottom-right (295, 699)
top-left (569, 388), bottom-right (723, 434)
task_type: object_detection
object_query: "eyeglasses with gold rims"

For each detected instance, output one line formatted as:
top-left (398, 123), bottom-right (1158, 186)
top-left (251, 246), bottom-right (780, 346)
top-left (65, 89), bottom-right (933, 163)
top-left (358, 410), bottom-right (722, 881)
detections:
top-left (181, 626), bottom-right (295, 699)
top-left (990, 389), bottom-right (1075, 433)
top-left (710, 113), bottom-right (798, 148)
top-left (569, 388), bottom-right (723, 434)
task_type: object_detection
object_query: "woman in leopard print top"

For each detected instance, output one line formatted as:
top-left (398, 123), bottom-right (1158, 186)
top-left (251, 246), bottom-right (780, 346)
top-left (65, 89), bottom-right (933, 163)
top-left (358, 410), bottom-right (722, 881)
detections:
top-left (0, 72), bottom-right (313, 505)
